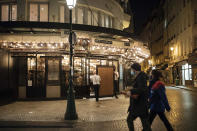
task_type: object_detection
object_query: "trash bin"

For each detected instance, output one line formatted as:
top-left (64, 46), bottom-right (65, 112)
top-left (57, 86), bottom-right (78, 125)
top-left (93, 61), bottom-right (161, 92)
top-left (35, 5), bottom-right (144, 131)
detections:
top-left (175, 79), bottom-right (179, 86)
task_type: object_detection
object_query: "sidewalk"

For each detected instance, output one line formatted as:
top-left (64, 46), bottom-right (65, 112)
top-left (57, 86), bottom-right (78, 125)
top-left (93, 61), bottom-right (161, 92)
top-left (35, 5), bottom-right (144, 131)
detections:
top-left (0, 92), bottom-right (189, 131)
top-left (0, 96), bottom-right (128, 122)
top-left (0, 95), bottom-right (152, 130)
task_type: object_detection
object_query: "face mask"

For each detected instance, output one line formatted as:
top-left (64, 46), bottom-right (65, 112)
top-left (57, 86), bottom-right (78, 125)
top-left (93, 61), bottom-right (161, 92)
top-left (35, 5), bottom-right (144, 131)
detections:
top-left (130, 70), bottom-right (135, 76)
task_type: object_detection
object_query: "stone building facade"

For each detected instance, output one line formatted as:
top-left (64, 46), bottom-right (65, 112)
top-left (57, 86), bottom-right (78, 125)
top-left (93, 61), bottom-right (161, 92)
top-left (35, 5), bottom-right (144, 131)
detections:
top-left (141, 0), bottom-right (197, 87)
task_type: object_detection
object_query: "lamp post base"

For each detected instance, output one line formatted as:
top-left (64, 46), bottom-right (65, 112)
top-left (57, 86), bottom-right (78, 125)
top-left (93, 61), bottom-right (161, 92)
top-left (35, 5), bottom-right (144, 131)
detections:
top-left (64, 112), bottom-right (78, 120)
top-left (64, 91), bottom-right (78, 120)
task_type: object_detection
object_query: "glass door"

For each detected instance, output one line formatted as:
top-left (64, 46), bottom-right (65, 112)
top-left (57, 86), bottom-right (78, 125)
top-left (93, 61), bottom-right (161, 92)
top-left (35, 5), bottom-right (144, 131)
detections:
top-left (26, 57), bottom-right (36, 98)
top-left (46, 58), bottom-right (61, 98)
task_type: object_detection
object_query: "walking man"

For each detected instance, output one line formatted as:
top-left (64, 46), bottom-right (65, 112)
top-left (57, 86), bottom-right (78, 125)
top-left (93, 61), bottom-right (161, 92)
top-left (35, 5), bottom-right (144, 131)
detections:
top-left (122, 63), bottom-right (151, 131)
top-left (90, 70), bottom-right (101, 102)
top-left (114, 68), bottom-right (119, 98)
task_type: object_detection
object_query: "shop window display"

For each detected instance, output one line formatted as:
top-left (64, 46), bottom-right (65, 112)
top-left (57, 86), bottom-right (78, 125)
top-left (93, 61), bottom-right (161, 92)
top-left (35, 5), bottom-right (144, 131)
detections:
top-left (182, 63), bottom-right (192, 85)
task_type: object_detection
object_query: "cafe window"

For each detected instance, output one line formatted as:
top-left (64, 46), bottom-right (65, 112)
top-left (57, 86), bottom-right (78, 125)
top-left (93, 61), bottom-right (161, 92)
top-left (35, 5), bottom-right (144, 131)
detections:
top-left (72, 8), bottom-right (76, 23)
top-left (101, 14), bottom-right (104, 27)
top-left (87, 10), bottom-right (91, 25)
top-left (40, 4), bottom-right (48, 22)
top-left (109, 17), bottom-right (113, 28)
top-left (11, 5), bottom-right (17, 21)
top-left (77, 8), bottom-right (83, 24)
top-left (30, 4), bottom-right (38, 21)
top-left (60, 5), bottom-right (65, 23)
top-left (1, 4), bottom-right (17, 21)
top-left (105, 15), bottom-right (109, 27)
top-left (29, 3), bottom-right (48, 22)
top-left (92, 11), bottom-right (98, 26)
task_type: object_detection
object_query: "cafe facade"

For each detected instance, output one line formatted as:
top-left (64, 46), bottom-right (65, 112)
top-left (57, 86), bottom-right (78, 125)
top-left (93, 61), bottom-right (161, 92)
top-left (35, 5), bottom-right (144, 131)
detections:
top-left (0, 0), bottom-right (150, 99)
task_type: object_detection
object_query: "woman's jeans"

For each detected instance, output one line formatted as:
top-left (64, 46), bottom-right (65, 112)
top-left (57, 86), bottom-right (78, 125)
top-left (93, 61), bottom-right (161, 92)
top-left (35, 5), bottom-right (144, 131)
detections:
top-left (127, 112), bottom-right (151, 131)
top-left (149, 110), bottom-right (173, 131)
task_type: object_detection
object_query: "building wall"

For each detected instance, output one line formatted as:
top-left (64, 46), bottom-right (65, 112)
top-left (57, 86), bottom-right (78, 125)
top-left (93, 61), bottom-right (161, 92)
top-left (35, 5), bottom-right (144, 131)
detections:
top-left (141, 0), bottom-right (197, 85)
top-left (0, 0), bottom-right (131, 31)
top-left (163, 0), bottom-right (193, 63)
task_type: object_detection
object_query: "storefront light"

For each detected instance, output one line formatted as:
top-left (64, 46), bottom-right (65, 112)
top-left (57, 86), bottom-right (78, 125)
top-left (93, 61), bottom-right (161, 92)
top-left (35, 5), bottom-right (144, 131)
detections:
top-left (48, 43), bottom-right (51, 47)
top-left (60, 42), bottom-right (63, 47)
top-left (170, 47), bottom-right (174, 51)
top-left (3, 43), bottom-right (7, 46)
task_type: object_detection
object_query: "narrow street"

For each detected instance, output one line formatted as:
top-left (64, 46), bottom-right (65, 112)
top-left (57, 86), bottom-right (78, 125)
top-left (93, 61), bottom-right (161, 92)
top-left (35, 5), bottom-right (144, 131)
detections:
top-left (0, 87), bottom-right (197, 131)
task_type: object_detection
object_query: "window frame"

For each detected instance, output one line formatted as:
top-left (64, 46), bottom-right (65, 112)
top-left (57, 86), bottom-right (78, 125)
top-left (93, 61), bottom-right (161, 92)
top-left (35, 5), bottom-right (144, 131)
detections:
top-left (0, 3), bottom-right (17, 21)
top-left (28, 2), bottom-right (49, 22)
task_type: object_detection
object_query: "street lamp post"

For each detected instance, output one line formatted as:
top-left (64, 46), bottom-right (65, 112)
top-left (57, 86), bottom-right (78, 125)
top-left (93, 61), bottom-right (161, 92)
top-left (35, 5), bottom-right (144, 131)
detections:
top-left (64, 0), bottom-right (78, 120)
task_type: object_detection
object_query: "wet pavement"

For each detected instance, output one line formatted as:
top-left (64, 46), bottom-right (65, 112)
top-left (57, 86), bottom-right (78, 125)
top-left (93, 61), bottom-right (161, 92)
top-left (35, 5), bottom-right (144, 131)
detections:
top-left (0, 87), bottom-right (197, 131)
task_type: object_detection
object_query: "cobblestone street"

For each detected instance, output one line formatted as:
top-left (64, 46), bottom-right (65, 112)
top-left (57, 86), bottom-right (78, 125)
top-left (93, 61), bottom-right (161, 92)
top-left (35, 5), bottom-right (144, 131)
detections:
top-left (0, 87), bottom-right (197, 131)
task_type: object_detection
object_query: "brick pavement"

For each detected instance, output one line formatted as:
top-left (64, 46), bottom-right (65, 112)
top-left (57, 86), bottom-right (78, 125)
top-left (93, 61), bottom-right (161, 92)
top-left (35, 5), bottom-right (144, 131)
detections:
top-left (1, 87), bottom-right (197, 131)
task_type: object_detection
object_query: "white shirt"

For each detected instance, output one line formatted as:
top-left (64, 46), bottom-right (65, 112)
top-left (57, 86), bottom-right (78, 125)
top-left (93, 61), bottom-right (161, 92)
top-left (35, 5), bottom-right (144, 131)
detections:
top-left (90, 74), bottom-right (101, 85)
top-left (114, 71), bottom-right (119, 81)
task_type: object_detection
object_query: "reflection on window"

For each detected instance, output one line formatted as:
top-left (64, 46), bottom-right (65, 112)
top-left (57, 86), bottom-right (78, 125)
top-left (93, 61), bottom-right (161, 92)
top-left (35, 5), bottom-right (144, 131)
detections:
top-left (60, 6), bottom-right (65, 23)
top-left (40, 4), bottom-right (48, 22)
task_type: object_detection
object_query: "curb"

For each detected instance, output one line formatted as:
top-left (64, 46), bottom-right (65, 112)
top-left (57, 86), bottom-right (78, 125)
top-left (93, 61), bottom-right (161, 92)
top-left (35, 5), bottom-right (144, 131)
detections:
top-left (170, 86), bottom-right (197, 92)
top-left (0, 121), bottom-right (77, 128)
top-left (0, 120), bottom-right (126, 128)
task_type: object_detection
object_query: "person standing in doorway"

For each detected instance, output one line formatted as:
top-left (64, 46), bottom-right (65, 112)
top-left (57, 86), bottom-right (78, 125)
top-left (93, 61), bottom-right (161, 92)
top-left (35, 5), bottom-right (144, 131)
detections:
top-left (149, 70), bottom-right (173, 131)
top-left (114, 68), bottom-right (119, 99)
top-left (122, 63), bottom-right (151, 131)
top-left (90, 70), bottom-right (101, 102)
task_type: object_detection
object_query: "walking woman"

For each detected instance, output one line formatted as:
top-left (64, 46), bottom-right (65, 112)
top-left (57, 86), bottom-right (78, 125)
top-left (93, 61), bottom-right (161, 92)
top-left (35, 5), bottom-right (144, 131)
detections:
top-left (149, 70), bottom-right (173, 131)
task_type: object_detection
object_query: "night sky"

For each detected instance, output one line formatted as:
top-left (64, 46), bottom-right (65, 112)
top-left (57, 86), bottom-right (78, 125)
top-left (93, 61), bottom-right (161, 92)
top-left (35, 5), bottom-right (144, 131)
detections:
top-left (130, 0), bottom-right (160, 34)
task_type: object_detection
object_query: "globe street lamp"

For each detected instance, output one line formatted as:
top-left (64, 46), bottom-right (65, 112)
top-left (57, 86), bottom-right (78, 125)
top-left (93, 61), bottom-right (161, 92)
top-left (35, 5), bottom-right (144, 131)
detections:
top-left (64, 0), bottom-right (78, 120)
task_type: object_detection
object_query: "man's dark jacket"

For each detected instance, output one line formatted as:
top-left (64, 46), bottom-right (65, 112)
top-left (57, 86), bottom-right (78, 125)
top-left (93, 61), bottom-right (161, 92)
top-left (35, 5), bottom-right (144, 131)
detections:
top-left (128, 72), bottom-right (149, 116)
